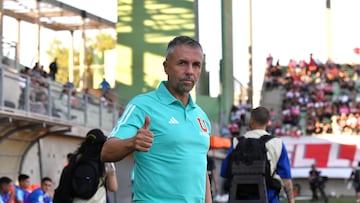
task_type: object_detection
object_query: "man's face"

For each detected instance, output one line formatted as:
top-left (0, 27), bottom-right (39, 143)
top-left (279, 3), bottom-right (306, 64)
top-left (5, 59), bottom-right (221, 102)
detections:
top-left (41, 180), bottom-right (52, 193)
top-left (163, 44), bottom-right (203, 97)
top-left (1, 183), bottom-right (12, 193)
top-left (20, 178), bottom-right (30, 189)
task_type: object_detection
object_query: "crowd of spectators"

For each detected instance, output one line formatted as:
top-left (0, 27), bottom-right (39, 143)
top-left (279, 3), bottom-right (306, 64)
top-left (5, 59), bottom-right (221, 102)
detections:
top-left (228, 100), bottom-right (252, 136)
top-left (264, 54), bottom-right (360, 137)
top-left (18, 64), bottom-right (54, 116)
top-left (16, 61), bottom-right (118, 119)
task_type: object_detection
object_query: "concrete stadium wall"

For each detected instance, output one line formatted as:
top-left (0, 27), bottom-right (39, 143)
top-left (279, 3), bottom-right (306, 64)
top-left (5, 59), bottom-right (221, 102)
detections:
top-left (21, 135), bottom-right (82, 187)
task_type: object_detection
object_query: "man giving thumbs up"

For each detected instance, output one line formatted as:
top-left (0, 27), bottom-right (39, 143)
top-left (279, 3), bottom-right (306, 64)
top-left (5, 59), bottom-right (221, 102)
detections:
top-left (133, 116), bottom-right (153, 152)
top-left (101, 36), bottom-right (212, 203)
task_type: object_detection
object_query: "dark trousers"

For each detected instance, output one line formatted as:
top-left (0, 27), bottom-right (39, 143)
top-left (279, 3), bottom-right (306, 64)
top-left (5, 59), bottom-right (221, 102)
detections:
top-left (310, 182), bottom-right (328, 203)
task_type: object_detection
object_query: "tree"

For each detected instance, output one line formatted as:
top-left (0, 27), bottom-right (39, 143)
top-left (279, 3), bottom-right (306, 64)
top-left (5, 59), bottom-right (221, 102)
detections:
top-left (91, 32), bottom-right (116, 54)
top-left (46, 33), bottom-right (116, 88)
top-left (46, 38), bottom-right (71, 84)
top-left (84, 32), bottom-right (116, 89)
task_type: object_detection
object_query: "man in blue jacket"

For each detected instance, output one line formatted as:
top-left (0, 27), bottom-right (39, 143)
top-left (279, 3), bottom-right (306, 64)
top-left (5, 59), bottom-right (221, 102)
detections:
top-left (25, 177), bottom-right (52, 203)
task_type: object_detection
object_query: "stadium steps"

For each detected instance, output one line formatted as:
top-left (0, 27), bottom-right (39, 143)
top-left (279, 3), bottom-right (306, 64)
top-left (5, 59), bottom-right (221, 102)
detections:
top-left (260, 88), bottom-right (285, 123)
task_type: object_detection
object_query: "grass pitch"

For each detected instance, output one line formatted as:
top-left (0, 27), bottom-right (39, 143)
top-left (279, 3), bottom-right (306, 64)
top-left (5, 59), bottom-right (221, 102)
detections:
top-left (280, 196), bottom-right (354, 203)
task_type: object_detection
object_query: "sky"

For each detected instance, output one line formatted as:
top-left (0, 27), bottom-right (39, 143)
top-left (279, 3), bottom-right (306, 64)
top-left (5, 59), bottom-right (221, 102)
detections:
top-left (199, 0), bottom-right (360, 98)
top-left (3, 0), bottom-right (360, 99)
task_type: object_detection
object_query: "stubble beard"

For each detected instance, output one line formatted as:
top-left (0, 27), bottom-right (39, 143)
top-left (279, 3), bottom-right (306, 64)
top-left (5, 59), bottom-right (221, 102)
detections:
top-left (176, 81), bottom-right (194, 95)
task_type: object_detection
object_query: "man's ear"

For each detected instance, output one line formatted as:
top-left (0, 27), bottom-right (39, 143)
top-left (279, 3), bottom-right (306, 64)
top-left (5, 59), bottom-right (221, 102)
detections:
top-left (248, 118), bottom-right (253, 130)
top-left (163, 61), bottom-right (168, 74)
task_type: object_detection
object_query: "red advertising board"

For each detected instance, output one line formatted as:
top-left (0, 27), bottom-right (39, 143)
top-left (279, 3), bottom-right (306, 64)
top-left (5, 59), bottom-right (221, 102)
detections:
top-left (281, 135), bottom-right (360, 178)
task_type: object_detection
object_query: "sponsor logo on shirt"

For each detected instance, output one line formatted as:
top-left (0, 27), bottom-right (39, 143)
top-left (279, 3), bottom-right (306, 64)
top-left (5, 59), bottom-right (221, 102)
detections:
top-left (168, 116), bottom-right (179, 124)
top-left (197, 117), bottom-right (208, 133)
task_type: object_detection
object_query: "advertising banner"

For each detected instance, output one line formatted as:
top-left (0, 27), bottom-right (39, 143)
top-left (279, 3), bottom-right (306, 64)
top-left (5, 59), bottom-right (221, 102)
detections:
top-left (281, 135), bottom-right (360, 178)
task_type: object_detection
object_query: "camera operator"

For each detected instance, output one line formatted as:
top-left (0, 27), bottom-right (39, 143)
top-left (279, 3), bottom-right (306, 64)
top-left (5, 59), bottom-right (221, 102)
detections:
top-left (308, 164), bottom-right (328, 203)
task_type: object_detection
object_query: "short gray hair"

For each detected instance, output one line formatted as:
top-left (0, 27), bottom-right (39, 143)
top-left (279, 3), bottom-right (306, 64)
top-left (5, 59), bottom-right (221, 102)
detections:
top-left (165, 36), bottom-right (203, 60)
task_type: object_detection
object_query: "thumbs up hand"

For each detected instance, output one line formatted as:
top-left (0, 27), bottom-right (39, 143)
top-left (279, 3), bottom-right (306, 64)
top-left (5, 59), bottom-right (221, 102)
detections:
top-left (134, 116), bottom-right (153, 152)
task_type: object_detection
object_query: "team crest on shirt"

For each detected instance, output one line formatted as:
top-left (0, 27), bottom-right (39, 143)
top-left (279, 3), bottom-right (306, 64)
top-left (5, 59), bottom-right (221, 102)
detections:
top-left (197, 117), bottom-right (208, 133)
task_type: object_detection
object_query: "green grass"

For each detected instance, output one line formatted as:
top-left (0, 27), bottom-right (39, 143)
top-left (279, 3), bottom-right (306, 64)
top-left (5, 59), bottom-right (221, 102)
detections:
top-left (280, 196), bottom-right (355, 203)
top-left (213, 195), bottom-right (356, 203)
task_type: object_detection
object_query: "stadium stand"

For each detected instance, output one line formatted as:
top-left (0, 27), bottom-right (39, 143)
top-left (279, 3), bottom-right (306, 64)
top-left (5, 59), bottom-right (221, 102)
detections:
top-left (1, 66), bottom-right (124, 130)
top-left (263, 57), bottom-right (360, 137)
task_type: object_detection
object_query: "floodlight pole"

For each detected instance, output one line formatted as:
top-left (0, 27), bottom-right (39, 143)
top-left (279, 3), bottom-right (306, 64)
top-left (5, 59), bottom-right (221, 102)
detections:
top-left (16, 19), bottom-right (21, 70)
top-left (248, 0), bottom-right (253, 107)
top-left (35, 0), bottom-right (41, 66)
top-left (0, 0), bottom-right (3, 63)
top-left (79, 11), bottom-right (86, 90)
top-left (326, 0), bottom-right (332, 60)
top-left (69, 30), bottom-right (74, 83)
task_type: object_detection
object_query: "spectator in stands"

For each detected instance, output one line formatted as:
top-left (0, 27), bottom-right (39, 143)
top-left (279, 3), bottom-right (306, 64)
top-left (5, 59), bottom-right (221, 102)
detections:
top-left (0, 176), bottom-right (14, 203)
top-left (70, 90), bottom-right (83, 110)
top-left (14, 174), bottom-right (31, 203)
top-left (237, 100), bottom-right (249, 125)
top-left (273, 121), bottom-right (283, 136)
top-left (264, 70), bottom-right (274, 90)
top-left (63, 81), bottom-right (74, 89)
top-left (32, 82), bottom-right (49, 114)
top-left (308, 53), bottom-right (318, 74)
top-left (49, 58), bottom-right (58, 81)
top-left (99, 78), bottom-right (110, 96)
top-left (269, 64), bottom-right (283, 88)
top-left (32, 62), bottom-right (43, 79)
top-left (82, 88), bottom-right (97, 105)
top-left (32, 62), bottom-right (39, 72)
top-left (25, 177), bottom-right (53, 203)
top-left (322, 117), bottom-right (333, 134)
top-left (40, 65), bottom-right (48, 78)
top-left (60, 83), bottom-right (71, 100)
top-left (266, 54), bottom-right (273, 68)
top-left (60, 84), bottom-right (82, 110)
top-left (346, 113), bottom-right (357, 134)
top-left (101, 91), bottom-right (114, 112)
top-left (314, 120), bottom-right (323, 135)
top-left (18, 67), bottom-right (31, 110)
top-left (229, 105), bottom-right (241, 130)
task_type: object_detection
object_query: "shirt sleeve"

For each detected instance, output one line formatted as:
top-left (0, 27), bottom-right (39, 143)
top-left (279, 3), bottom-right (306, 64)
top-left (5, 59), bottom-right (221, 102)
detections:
top-left (15, 188), bottom-right (24, 201)
top-left (109, 102), bottom-right (146, 139)
top-left (276, 142), bottom-right (292, 179)
top-left (220, 145), bottom-right (234, 178)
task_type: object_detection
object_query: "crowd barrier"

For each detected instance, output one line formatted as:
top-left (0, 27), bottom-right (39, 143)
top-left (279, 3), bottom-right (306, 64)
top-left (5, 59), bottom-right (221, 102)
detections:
top-left (0, 67), bottom-right (123, 131)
